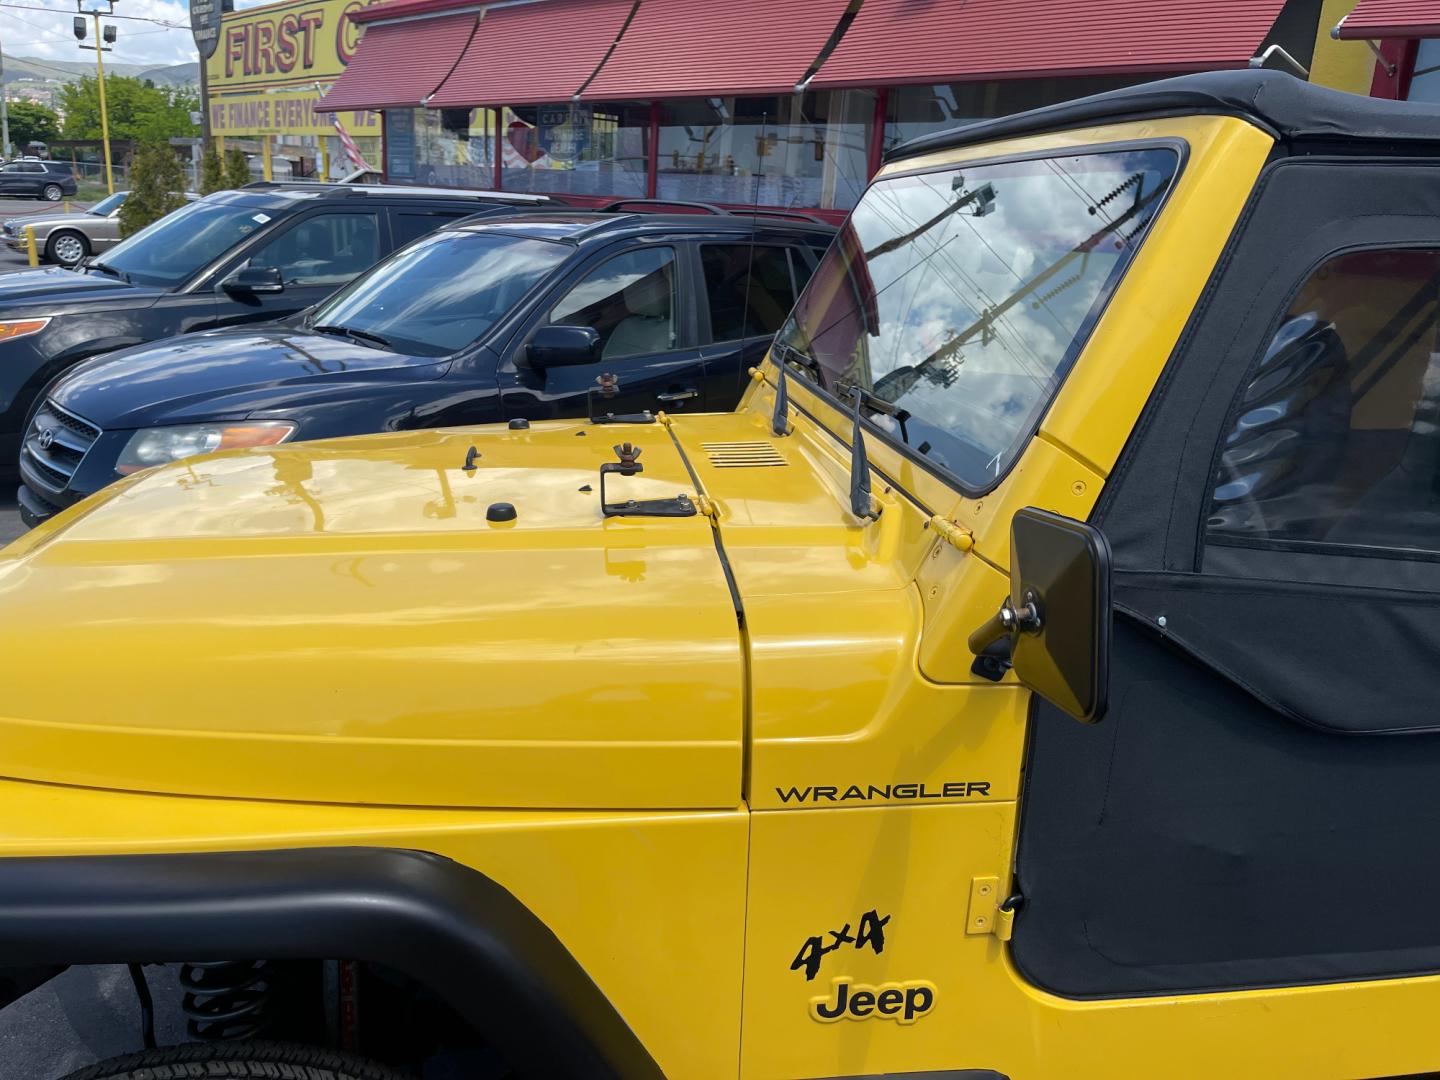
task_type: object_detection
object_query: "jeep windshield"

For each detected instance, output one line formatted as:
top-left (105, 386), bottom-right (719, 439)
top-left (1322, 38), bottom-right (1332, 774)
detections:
top-left (94, 199), bottom-right (275, 288)
top-left (306, 230), bottom-right (569, 357)
top-left (774, 146), bottom-right (1179, 491)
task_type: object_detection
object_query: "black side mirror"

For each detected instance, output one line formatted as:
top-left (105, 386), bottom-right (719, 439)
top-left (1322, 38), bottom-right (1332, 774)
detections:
top-left (222, 264), bottom-right (284, 295)
top-left (528, 325), bottom-right (601, 369)
top-left (968, 507), bottom-right (1112, 723)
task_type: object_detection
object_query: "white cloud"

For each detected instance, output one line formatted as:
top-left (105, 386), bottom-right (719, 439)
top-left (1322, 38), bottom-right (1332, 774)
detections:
top-left (1, 0), bottom-right (198, 69)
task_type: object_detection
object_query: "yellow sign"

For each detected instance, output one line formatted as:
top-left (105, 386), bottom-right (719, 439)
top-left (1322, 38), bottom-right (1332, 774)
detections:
top-left (208, 90), bottom-right (382, 137)
top-left (206, 0), bottom-right (374, 92)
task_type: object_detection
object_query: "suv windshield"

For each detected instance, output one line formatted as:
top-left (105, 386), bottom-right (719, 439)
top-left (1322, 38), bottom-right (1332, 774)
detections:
top-left (87, 191), bottom-right (126, 216)
top-left (775, 147), bottom-right (1179, 491)
top-left (308, 230), bottom-right (569, 357)
top-left (97, 198), bottom-right (276, 287)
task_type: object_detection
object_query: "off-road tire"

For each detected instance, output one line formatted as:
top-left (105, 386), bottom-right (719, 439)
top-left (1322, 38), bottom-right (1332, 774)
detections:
top-left (41, 183), bottom-right (63, 202)
top-left (57, 1040), bottom-right (413, 1079)
top-left (45, 229), bottom-right (88, 267)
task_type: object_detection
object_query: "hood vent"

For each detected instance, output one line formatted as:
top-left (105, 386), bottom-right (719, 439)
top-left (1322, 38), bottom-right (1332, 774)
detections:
top-left (702, 441), bottom-right (787, 468)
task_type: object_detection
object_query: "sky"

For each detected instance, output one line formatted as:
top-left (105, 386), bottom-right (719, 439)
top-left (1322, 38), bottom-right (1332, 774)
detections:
top-left (0, 0), bottom-right (272, 70)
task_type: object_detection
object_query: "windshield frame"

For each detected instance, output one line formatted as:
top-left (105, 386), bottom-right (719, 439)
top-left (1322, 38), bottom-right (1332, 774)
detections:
top-left (302, 226), bottom-right (577, 361)
top-left (775, 137), bottom-right (1188, 501)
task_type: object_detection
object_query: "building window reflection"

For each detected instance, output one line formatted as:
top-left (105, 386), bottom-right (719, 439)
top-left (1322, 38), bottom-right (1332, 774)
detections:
top-left (501, 102), bottom-right (648, 197)
top-left (385, 107), bottom-right (498, 189)
top-left (656, 91), bottom-right (873, 211)
top-left (883, 77), bottom-right (1144, 152)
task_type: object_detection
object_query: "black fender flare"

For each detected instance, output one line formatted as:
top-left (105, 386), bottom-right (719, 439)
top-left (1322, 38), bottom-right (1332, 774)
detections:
top-left (0, 847), bottom-right (662, 1080)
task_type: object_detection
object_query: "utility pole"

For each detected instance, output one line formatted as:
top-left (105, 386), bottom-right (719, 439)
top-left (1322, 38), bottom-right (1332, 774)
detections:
top-left (74, 2), bottom-right (117, 194)
top-left (0, 43), bottom-right (10, 158)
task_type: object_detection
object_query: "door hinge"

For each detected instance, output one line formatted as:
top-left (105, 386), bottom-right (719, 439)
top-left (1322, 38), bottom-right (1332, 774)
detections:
top-left (966, 875), bottom-right (1017, 942)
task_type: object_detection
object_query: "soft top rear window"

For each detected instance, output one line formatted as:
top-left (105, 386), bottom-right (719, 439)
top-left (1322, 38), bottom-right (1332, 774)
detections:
top-left (774, 146), bottom-right (1179, 492)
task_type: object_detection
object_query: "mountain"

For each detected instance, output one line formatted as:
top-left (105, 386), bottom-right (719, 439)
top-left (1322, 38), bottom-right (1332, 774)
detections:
top-left (0, 56), bottom-right (198, 88)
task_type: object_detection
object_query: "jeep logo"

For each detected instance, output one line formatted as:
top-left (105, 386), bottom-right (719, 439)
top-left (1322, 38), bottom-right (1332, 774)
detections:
top-left (809, 977), bottom-right (936, 1025)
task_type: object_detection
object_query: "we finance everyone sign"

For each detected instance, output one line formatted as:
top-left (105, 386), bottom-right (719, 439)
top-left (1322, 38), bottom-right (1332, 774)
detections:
top-left (209, 91), bottom-right (380, 137)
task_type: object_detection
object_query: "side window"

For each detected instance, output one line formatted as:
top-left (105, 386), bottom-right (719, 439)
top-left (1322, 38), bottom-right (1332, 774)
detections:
top-left (23, 163), bottom-right (44, 174)
top-left (1208, 248), bottom-right (1440, 555)
top-left (548, 247), bottom-right (676, 360)
top-left (248, 212), bottom-right (380, 287)
top-left (393, 210), bottom-right (473, 248)
top-left (700, 244), bottom-right (796, 342)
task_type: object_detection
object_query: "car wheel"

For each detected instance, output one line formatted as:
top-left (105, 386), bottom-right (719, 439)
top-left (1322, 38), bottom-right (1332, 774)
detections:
top-left (57, 1040), bottom-right (412, 1080)
top-left (45, 229), bottom-right (88, 267)
top-left (41, 183), bottom-right (63, 201)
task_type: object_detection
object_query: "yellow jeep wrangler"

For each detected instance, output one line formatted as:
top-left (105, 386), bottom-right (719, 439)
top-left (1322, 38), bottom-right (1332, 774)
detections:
top-left (4, 70), bottom-right (1440, 1080)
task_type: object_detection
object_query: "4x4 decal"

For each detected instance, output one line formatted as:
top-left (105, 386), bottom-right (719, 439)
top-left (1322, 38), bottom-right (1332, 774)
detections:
top-left (790, 909), bottom-right (890, 981)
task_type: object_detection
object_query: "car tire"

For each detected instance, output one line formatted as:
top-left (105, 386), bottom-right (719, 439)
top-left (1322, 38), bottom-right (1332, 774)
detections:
top-left (57, 1040), bottom-right (413, 1080)
top-left (41, 183), bottom-right (63, 201)
top-left (45, 229), bottom-right (88, 267)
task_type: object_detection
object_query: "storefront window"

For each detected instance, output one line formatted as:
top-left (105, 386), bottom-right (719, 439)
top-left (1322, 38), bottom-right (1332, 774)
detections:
top-left (1406, 39), bottom-right (1440, 103)
top-left (501, 102), bottom-right (648, 198)
top-left (656, 90), bottom-right (873, 211)
top-left (884, 77), bottom-right (1144, 152)
top-left (385, 107), bottom-right (498, 190)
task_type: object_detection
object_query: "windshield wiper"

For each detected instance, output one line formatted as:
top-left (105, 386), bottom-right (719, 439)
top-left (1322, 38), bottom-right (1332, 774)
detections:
top-left (88, 261), bottom-right (129, 283)
top-left (312, 324), bottom-right (394, 351)
top-left (838, 380), bottom-right (912, 445)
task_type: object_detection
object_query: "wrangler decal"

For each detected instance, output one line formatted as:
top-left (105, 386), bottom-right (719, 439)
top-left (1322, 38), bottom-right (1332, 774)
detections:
top-left (776, 781), bottom-right (991, 804)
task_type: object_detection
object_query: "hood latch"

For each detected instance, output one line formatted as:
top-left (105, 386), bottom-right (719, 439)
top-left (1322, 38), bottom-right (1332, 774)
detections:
top-left (600, 442), bottom-right (697, 518)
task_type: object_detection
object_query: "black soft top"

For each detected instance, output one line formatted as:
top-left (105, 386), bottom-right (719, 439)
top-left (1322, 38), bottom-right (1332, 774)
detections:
top-left (889, 70), bottom-right (1440, 162)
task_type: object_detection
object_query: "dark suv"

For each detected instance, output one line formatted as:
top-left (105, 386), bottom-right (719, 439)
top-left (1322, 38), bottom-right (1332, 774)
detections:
top-left (0, 182), bottom-right (549, 479)
top-left (20, 205), bottom-right (833, 525)
top-left (0, 159), bottom-right (78, 201)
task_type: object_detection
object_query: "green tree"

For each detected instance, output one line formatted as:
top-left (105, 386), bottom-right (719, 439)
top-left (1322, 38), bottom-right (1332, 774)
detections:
top-left (6, 100), bottom-right (60, 149)
top-left (200, 143), bottom-right (225, 194)
top-left (224, 147), bottom-right (251, 189)
top-left (59, 76), bottom-right (199, 143)
top-left (117, 142), bottom-right (187, 237)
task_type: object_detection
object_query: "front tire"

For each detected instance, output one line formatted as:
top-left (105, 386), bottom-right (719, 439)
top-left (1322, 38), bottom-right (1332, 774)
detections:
top-left (45, 229), bottom-right (88, 267)
top-left (41, 183), bottom-right (63, 201)
top-left (58, 1040), bottom-right (412, 1080)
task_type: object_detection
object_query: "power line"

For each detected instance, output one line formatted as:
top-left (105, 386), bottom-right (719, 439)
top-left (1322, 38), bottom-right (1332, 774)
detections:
top-left (0, 2), bottom-right (186, 27)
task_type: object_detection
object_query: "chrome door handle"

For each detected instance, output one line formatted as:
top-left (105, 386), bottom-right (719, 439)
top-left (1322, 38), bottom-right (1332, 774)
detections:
top-left (657, 389), bottom-right (698, 402)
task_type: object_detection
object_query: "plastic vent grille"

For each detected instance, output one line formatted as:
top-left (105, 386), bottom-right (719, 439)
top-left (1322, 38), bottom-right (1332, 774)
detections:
top-left (702, 441), bottom-right (787, 468)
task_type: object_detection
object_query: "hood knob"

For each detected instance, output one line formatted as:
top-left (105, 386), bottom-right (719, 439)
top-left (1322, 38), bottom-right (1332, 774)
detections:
top-left (508, 418), bottom-right (529, 430)
top-left (486, 502), bottom-right (517, 523)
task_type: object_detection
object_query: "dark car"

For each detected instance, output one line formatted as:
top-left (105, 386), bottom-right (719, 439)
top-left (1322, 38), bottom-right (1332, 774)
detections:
top-left (20, 205), bottom-right (832, 525)
top-left (0, 182), bottom-right (550, 482)
top-left (0, 159), bottom-right (78, 201)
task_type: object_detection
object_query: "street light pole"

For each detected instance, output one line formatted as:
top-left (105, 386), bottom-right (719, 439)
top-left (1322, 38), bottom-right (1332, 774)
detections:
top-left (0, 43), bottom-right (11, 158)
top-left (74, 2), bottom-right (116, 194)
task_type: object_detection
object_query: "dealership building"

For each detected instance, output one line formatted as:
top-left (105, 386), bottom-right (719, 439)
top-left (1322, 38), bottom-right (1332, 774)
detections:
top-left (314, 0), bottom-right (1381, 216)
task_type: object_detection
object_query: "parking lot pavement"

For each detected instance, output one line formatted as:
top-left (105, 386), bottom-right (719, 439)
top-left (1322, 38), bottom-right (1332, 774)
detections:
top-left (0, 490), bottom-right (22, 546)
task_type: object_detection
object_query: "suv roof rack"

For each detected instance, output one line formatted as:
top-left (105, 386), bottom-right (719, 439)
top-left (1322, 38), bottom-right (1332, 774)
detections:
top-left (598, 198), bottom-right (830, 226)
top-left (240, 182), bottom-right (549, 203)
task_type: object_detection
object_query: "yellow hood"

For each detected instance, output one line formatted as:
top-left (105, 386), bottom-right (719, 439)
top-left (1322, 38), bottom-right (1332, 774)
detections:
top-left (0, 422), bottom-right (743, 809)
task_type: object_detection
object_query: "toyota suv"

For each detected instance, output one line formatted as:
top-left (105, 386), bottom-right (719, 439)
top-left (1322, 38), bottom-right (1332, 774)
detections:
top-left (17, 205), bottom-right (832, 526)
top-left (0, 182), bottom-right (549, 478)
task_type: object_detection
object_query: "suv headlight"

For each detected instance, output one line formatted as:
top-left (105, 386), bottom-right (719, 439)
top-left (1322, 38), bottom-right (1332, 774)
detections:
top-left (117, 421), bottom-right (297, 474)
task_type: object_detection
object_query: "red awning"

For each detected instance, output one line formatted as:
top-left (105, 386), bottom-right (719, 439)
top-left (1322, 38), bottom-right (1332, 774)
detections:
top-left (429, 0), bottom-right (633, 107)
top-left (580, 0), bottom-right (849, 100)
top-left (1336, 0), bottom-right (1440, 39)
top-left (810, 0), bottom-right (1289, 90)
top-left (318, 11), bottom-right (478, 112)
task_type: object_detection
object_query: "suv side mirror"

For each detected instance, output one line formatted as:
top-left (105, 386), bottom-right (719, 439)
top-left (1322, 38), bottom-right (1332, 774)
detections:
top-left (222, 265), bottom-right (284, 295)
top-left (527, 325), bottom-right (601, 369)
top-left (968, 507), bottom-right (1112, 723)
